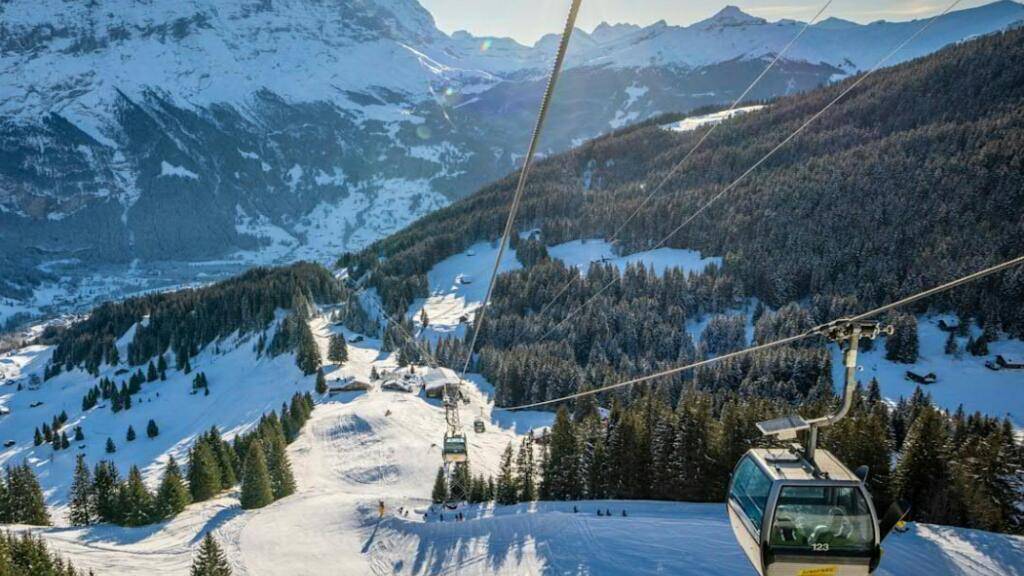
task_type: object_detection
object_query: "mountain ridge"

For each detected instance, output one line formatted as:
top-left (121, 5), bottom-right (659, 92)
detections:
top-left (2, 0), bottom-right (1022, 327)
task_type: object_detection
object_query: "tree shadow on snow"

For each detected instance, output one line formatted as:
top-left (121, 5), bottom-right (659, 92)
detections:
top-left (65, 504), bottom-right (245, 547)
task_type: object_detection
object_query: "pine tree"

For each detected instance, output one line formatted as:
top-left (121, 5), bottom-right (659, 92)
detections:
top-left (191, 532), bottom-right (232, 576)
top-left (294, 316), bottom-right (321, 375)
top-left (240, 441), bottom-right (274, 510)
top-left (515, 433), bottom-right (536, 502)
top-left (74, 426), bottom-right (84, 441)
top-left (126, 425), bottom-right (136, 442)
top-left (33, 427), bottom-right (43, 446)
top-left (495, 443), bottom-right (518, 505)
top-left (885, 314), bottom-right (919, 363)
top-left (893, 405), bottom-right (959, 524)
top-left (188, 441), bottom-right (223, 502)
top-left (5, 463), bottom-right (50, 525)
top-left (263, 433), bottom-right (296, 500)
top-left (543, 407), bottom-right (579, 500)
top-left (117, 465), bottom-right (155, 526)
top-left (92, 460), bottom-right (121, 522)
top-left (147, 361), bottom-right (158, 382)
top-left (315, 367), bottom-right (327, 395)
top-left (60, 431), bottom-right (70, 450)
top-left (943, 331), bottom-right (959, 355)
top-left (106, 437), bottom-right (117, 453)
top-left (155, 456), bottom-right (191, 520)
top-left (146, 419), bottom-right (160, 439)
top-left (209, 435), bottom-right (239, 489)
top-left (327, 334), bottom-right (348, 364)
top-left (670, 393), bottom-right (716, 501)
top-left (43, 422), bottom-right (52, 442)
top-left (68, 455), bottom-right (95, 526)
top-left (431, 467), bottom-right (448, 504)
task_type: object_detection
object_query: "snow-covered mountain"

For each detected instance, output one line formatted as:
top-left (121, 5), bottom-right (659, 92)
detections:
top-left (2, 0), bottom-right (1023, 326)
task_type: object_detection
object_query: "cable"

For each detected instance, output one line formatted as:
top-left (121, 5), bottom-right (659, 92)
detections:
top-left (533, 0), bottom-right (834, 321)
top-left (459, 0), bottom-right (583, 378)
top-left (535, 0), bottom-right (964, 343)
top-left (502, 253), bottom-right (1023, 411)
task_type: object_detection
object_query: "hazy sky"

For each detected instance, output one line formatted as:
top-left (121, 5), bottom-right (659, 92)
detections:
top-left (418, 0), bottom-right (995, 44)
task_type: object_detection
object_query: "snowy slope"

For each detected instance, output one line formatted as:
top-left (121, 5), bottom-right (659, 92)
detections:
top-left (0, 324), bottom-right (310, 510)
top-left (661, 105), bottom-right (767, 133)
top-left (3, 311), bottom-right (1021, 574)
top-left (407, 241), bottom-right (522, 342)
top-left (834, 315), bottom-right (1024, 427)
top-left (547, 239), bottom-right (722, 276)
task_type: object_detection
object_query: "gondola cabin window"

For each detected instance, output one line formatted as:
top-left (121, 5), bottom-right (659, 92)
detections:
top-left (770, 485), bottom-right (874, 553)
top-left (729, 456), bottom-right (772, 535)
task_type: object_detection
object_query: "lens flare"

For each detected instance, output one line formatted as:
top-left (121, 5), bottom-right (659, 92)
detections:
top-left (416, 125), bottom-right (432, 140)
top-left (480, 39), bottom-right (492, 52)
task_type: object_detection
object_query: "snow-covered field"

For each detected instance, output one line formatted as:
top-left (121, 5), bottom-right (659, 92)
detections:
top-left (547, 239), bottom-right (722, 276)
top-left (833, 315), bottom-right (1024, 427)
top-left (1, 308), bottom-right (1023, 574)
top-left (407, 241), bottom-right (522, 342)
top-left (660, 105), bottom-right (766, 133)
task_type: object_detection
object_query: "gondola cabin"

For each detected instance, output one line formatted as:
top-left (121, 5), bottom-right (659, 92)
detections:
top-left (442, 434), bottom-right (468, 463)
top-left (728, 448), bottom-right (881, 576)
top-left (473, 418), bottom-right (486, 433)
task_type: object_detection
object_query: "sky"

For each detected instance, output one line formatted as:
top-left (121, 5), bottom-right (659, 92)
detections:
top-left (418, 0), bottom-right (997, 44)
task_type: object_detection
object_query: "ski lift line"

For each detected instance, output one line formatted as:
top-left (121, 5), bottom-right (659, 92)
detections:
top-left (503, 253), bottom-right (1024, 411)
top-left (531, 0), bottom-right (834, 324)
top-left (459, 0), bottom-right (584, 379)
top-left (535, 0), bottom-right (964, 343)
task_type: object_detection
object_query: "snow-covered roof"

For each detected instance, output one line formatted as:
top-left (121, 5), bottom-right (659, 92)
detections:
top-left (421, 367), bottom-right (459, 391)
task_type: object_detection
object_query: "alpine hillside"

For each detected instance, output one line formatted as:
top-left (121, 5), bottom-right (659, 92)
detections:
top-left (3, 0), bottom-right (1024, 327)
